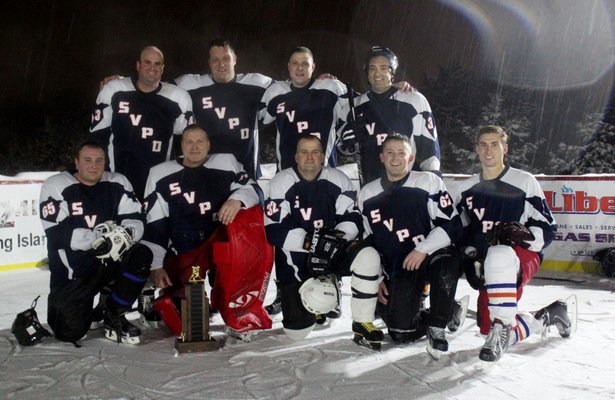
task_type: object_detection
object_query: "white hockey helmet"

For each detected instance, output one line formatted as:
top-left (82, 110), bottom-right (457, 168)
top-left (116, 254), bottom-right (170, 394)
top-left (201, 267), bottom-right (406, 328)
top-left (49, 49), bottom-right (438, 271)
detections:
top-left (299, 274), bottom-right (340, 315)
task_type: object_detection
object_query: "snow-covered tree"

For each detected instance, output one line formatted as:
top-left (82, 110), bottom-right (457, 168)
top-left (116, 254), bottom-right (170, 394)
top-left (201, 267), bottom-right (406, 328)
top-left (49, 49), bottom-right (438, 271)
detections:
top-left (571, 120), bottom-right (615, 174)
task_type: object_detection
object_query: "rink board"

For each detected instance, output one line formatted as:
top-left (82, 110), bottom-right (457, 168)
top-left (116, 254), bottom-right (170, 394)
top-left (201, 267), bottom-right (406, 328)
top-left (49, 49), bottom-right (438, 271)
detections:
top-left (1, 170), bottom-right (613, 274)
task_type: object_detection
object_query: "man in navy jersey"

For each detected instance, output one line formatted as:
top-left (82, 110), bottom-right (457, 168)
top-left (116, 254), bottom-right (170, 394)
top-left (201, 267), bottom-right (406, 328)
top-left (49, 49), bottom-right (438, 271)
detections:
top-left (40, 142), bottom-right (152, 344)
top-left (455, 125), bottom-right (572, 362)
top-left (260, 46), bottom-right (346, 172)
top-left (264, 135), bottom-right (362, 340)
top-left (90, 46), bottom-right (194, 200)
top-left (98, 40), bottom-right (269, 180)
top-left (259, 46), bottom-right (348, 316)
top-left (350, 134), bottom-right (461, 357)
top-left (142, 124), bottom-right (270, 340)
top-left (173, 39), bottom-right (273, 179)
top-left (339, 46), bottom-right (441, 185)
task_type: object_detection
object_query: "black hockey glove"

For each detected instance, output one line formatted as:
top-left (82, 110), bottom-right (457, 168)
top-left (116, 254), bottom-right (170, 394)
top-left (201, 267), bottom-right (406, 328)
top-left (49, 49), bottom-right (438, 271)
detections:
top-left (486, 221), bottom-right (535, 248)
top-left (303, 228), bottom-right (347, 276)
top-left (339, 120), bottom-right (367, 155)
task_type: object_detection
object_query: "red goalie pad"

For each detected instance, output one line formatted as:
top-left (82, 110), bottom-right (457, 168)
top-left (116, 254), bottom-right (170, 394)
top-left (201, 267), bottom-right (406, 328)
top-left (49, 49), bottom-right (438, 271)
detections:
top-left (210, 206), bottom-right (274, 332)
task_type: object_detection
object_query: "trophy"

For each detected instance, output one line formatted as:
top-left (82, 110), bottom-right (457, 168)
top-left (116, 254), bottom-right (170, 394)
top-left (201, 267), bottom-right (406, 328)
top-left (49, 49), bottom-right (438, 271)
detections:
top-left (175, 266), bottom-right (221, 353)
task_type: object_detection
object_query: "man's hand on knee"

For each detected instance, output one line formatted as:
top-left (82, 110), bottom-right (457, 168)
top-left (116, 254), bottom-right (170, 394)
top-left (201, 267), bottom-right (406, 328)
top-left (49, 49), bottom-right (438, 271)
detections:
top-left (151, 268), bottom-right (172, 289)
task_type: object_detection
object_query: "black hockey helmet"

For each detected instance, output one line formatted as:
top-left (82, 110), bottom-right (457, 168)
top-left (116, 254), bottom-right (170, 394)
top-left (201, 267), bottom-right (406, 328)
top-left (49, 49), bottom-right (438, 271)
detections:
top-left (363, 46), bottom-right (399, 76)
top-left (594, 247), bottom-right (615, 277)
top-left (11, 296), bottom-right (51, 346)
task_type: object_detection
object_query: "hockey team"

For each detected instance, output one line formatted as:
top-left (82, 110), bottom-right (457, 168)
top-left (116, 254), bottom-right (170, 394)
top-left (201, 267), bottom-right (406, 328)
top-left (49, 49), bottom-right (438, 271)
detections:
top-left (22, 40), bottom-right (574, 364)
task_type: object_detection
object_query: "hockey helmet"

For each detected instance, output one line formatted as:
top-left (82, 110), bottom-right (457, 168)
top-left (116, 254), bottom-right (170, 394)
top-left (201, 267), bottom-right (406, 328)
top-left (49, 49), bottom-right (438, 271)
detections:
top-left (363, 46), bottom-right (398, 76)
top-left (298, 274), bottom-right (340, 315)
top-left (11, 296), bottom-right (51, 346)
top-left (594, 247), bottom-right (615, 277)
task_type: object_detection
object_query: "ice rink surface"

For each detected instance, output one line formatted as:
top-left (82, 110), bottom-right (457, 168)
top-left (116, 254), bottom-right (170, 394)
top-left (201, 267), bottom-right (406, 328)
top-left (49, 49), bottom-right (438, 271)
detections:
top-left (1, 267), bottom-right (614, 400)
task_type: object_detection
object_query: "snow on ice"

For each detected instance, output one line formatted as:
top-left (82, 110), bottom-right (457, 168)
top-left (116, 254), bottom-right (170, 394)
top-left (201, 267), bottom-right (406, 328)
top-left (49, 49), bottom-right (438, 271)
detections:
top-left (1, 267), bottom-right (615, 399)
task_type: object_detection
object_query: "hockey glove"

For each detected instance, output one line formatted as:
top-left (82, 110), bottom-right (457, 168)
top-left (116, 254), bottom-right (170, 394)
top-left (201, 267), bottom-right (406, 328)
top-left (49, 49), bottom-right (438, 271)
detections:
top-left (303, 228), bottom-right (347, 276)
top-left (93, 220), bottom-right (118, 237)
top-left (339, 120), bottom-right (367, 155)
top-left (486, 221), bottom-right (535, 248)
top-left (91, 225), bottom-right (134, 263)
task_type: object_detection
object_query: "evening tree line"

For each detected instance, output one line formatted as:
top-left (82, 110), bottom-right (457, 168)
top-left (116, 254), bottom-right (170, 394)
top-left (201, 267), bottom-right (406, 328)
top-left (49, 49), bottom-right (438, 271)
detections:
top-left (1, 61), bottom-right (613, 176)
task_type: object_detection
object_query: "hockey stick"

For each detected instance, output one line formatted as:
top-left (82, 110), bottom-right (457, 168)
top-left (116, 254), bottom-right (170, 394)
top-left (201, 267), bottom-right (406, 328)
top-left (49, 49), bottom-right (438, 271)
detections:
top-left (533, 275), bottom-right (587, 284)
top-left (345, 83), bottom-right (364, 186)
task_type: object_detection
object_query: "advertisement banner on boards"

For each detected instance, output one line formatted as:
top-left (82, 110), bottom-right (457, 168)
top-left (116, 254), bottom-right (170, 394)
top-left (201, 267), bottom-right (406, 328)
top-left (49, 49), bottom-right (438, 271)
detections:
top-left (0, 178), bottom-right (49, 270)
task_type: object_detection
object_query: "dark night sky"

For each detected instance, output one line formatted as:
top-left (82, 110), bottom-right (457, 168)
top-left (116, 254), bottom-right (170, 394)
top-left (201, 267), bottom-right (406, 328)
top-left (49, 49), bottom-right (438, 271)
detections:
top-left (2, 0), bottom-right (615, 142)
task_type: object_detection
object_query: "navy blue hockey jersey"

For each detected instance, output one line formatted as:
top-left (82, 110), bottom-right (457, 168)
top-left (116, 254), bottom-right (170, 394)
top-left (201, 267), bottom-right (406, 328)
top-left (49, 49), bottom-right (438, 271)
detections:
top-left (142, 154), bottom-right (261, 268)
top-left (90, 78), bottom-right (193, 199)
top-left (264, 167), bottom-right (361, 283)
top-left (39, 171), bottom-right (144, 289)
top-left (260, 78), bottom-right (345, 171)
top-left (340, 87), bottom-right (441, 184)
top-left (359, 171), bottom-right (461, 277)
top-left (454, 165), bottom-right (557, 259)
top-left (173, 73), bottom-right (273, 179)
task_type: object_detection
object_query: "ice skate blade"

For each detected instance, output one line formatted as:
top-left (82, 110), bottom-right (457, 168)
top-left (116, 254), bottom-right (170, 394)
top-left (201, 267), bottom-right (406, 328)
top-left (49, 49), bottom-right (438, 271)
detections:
top-left (565, 294), bottom-right (578, 337)
top-left (426, 343), bottom-right (442, 360)
top-left (448, 295), bottom-right (470, 333)
top-left (225, 327), bottom-right (253, 343)
top-left (478, 351), bottom-right (500, 362)
top-left (352, 334), bottom-right (382, 351)
top-left (104, 329), bottom-right (140, 345)
top-left (139, 314), bottom-right (160, 329)
top-left (90, 320), bottom-right (104, 330)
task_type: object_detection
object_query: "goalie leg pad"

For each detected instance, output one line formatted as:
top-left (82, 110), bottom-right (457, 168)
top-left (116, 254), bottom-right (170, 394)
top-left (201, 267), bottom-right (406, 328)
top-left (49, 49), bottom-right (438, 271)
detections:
top-left (211, 206), bottom-right (273, 332)
top-left (162, 233), bottom-right (219, 298)
top-left (152, 295), bottom-right (182, 336)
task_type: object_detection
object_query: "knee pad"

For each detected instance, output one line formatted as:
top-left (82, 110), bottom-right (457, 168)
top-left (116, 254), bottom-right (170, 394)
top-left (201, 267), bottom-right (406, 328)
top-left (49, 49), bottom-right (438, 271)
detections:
top-left (484, 245), bottom-right (519, 275)
top-left (351, 247), bottom-right (381, 292)
top-left (350, 246), bottom-right (381, 277)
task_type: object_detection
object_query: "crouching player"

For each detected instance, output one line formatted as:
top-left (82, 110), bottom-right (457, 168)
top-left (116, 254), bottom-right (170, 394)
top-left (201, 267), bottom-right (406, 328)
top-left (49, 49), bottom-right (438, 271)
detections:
top-left (264, 135), bottom-right (362, 340)
top-left (456, 125), bottom-right (573, 362)
top-left (40, 142), bottom-right (152, 345)
top-left (142, 124), bottom-right (272, 341)
top-left (350, 134), bottom-right (463, 357)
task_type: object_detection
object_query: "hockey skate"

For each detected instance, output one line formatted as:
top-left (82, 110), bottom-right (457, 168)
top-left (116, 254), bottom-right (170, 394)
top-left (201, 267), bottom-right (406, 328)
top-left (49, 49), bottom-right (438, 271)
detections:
top-left (352, 321), bottom-right (384, 351)
top-left (534, 297), bottom-right (575, 338)
top-left (447, 295), bottom-right (469, 333)
top-left (90, 302), bottom-right (104, 330)
top-left (326, 303), bottom-right (342, 319)
top-left (479, 320), bottom-right (511, 362)
top-left (264, 290), bottom-right (282, 316)
top-left (426, 326), bottom-right (448, 360)
top-left (138, 287), bottom-right (161, 328)
top-left (315, 314), bottom-right (327, 325)
top-left (104, 311), bottom-right (141, 344)
top-left (225, 326), bottom-right (253, 343)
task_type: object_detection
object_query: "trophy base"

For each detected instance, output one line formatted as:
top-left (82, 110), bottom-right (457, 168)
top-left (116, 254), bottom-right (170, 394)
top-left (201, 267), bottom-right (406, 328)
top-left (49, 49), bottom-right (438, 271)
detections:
top-left (175, 337), bottom-right (223, 353)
